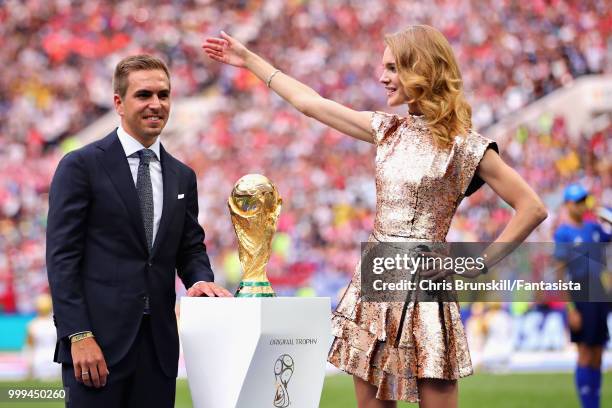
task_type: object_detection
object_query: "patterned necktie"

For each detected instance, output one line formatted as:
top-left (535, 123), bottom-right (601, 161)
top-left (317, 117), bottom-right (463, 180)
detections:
top-left (137, 149), bottom-right (155, 250)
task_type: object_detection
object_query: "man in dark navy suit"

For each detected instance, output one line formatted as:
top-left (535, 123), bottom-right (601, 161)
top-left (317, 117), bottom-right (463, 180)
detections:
top-left (46, 55), bottom-right (232, 408)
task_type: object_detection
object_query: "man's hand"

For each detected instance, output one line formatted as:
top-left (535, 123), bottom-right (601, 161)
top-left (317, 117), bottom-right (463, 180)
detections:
top-left (186, 281), bottom-right (233, 297)
top-left (70, 337), bottom-right (109, 388)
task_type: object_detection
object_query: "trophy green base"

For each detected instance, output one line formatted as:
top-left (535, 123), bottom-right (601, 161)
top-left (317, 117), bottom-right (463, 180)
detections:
top-left (235, 281), bottom-right (276, 297)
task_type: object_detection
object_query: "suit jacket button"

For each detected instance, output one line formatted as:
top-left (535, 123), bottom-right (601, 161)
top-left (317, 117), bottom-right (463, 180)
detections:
top-left (148, 262), bottom-right (153, 267)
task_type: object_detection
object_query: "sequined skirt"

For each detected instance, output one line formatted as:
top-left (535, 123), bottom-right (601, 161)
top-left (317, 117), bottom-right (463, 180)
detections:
top-left (327, 239), bottom-right (473, 402)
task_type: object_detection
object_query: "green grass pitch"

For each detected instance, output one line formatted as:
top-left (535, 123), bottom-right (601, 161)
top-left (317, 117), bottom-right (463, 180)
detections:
top-left (1, 372), bottom-right (610, 407)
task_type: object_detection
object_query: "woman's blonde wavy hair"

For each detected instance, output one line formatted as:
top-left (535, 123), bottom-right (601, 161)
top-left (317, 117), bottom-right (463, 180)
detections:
top-left (385, 25), bottom-right (472, 147)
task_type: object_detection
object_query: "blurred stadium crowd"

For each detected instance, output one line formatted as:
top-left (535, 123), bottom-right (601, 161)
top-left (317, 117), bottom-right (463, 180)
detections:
top-left (0, 0), bottom-right (610, 313)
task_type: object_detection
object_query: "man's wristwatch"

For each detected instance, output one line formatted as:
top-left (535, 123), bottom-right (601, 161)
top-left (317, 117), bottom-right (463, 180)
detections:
top-left (70, 332), bottom-right (94, 343)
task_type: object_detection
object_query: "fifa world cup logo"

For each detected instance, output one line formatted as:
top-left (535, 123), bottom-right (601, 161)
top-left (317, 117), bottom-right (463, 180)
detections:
top-left (273, 354), bottom-right (294, 408)
top-left (228, 174), bottom-right (282, 297)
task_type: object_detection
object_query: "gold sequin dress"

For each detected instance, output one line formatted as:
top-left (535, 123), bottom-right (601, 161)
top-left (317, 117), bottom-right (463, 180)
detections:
top-left (327, 112), bottom-right (498, 402)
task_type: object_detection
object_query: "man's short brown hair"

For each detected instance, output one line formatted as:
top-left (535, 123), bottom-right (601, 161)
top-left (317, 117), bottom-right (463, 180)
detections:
top-left (113, 54), bottom-right (171, 99)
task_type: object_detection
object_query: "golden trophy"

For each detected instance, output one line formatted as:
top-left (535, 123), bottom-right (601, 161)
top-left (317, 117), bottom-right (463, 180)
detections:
top-left (229, 174), bottom-right (282, 297)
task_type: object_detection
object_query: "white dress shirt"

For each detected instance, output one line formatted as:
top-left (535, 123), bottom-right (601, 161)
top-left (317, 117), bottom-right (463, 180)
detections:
top-left (117, 125), bottom-right (163, 245)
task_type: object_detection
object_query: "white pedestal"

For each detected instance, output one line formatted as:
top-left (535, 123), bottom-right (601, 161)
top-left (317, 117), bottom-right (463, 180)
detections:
top-left (179, 297), bottom-right (331, 408)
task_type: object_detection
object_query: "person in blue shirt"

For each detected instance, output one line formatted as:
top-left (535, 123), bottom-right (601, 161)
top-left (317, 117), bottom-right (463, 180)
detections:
top-left (554, 183), bottom-right (610, 408)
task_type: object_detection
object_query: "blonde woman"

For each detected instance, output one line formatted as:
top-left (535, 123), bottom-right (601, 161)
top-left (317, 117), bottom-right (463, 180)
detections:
top-left (203, 25), bottom-right (547, 408)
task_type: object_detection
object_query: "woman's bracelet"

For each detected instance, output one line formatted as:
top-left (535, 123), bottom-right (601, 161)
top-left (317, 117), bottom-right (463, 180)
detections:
top-left (480, 262), bottom-right (489, 275)
top-left (266, 69), bottom-right (281, 88)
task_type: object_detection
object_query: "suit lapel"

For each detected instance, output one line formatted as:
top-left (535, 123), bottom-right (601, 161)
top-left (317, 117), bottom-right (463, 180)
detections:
top-left (152, 144), bottom-right (178, 256)
top-left (97, 131), bottom-right (148, 252)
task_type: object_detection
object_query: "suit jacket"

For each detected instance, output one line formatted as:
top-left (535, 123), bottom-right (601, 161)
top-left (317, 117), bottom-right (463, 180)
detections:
top-left (46, 129), bottom-right (214, 377)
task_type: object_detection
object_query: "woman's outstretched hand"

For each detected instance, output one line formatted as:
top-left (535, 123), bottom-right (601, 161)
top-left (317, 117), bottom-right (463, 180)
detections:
top-left (202, 31), bottom-right (250, 68)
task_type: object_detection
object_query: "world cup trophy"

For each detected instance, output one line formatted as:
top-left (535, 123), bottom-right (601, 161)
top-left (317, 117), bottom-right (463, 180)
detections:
top-left (228, 174), bottom-right (282, 297)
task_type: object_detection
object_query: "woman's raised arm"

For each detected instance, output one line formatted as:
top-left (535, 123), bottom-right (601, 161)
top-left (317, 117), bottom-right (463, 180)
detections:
top-left (203, 32), bottom-right (374, 143)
